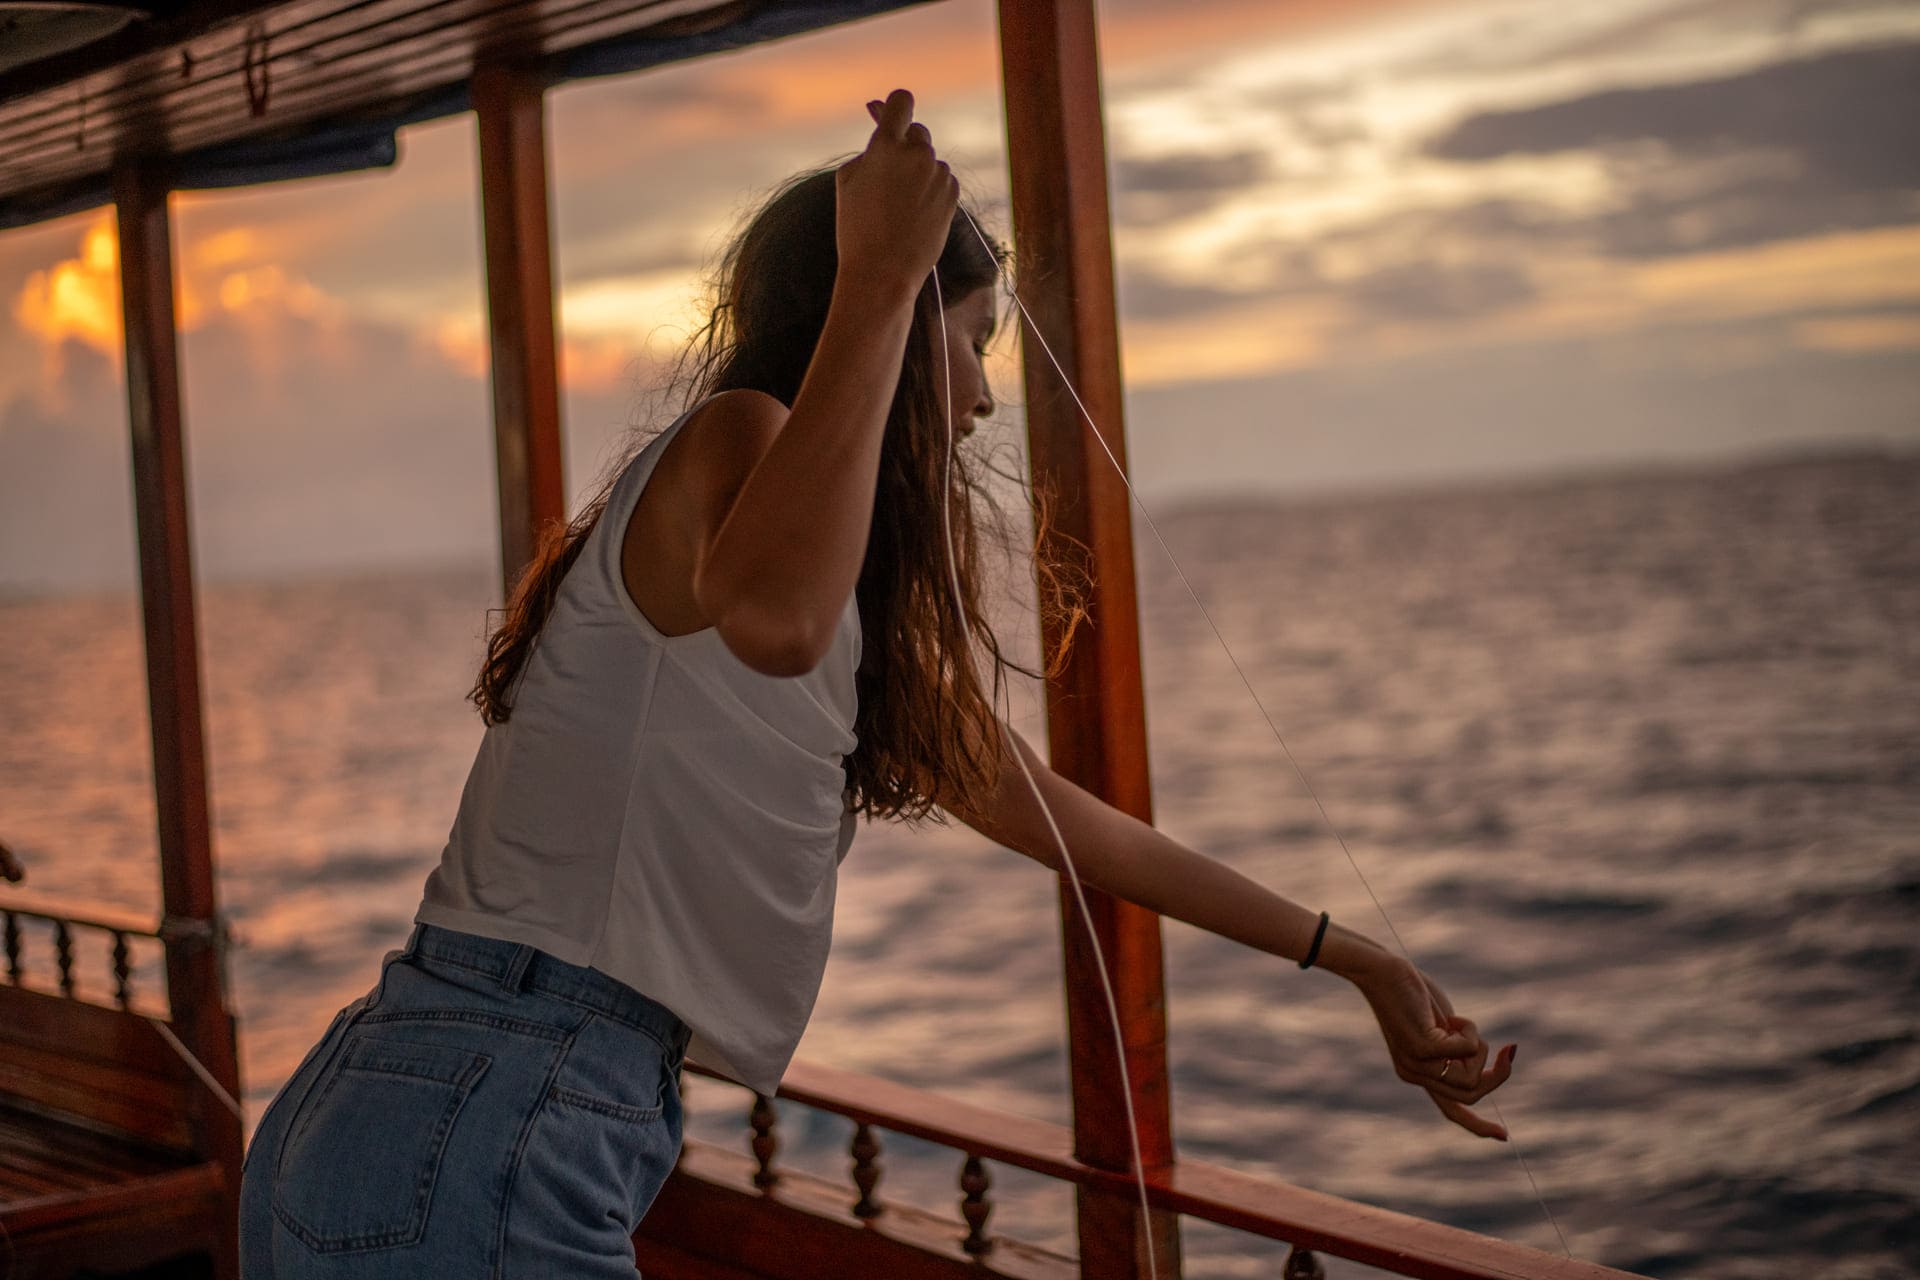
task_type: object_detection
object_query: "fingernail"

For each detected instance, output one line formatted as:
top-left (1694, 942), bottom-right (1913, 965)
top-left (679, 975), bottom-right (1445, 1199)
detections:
top-left (1508, 1044), bottom-right (1518, 1064)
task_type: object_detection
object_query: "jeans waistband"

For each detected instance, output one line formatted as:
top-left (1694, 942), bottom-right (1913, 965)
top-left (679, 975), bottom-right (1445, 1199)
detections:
top-left (401, 924), bottom-right (690, 1054)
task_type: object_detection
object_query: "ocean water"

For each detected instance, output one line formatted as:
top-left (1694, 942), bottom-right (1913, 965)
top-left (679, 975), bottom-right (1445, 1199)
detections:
top-left (1, 452), bottom-right (1914, 1277)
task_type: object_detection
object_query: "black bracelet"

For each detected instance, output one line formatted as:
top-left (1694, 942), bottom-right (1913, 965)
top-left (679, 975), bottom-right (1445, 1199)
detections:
top-left (1299, 911), bottom-right (1330, 970)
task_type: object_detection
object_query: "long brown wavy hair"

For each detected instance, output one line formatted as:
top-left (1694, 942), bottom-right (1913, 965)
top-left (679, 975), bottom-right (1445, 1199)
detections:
top-left (471, 166), bottom-right (1089, 824)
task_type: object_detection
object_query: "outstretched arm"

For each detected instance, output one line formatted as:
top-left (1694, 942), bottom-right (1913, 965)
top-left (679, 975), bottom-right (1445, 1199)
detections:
top-left (945, 723), bottom-right (1381, 976)
top-left (943, 720), bottom-right (1518, 1139)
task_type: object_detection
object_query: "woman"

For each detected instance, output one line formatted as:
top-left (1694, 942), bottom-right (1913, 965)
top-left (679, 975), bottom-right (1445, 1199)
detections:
top-left (237, 89), bottom-right (1514, 1277)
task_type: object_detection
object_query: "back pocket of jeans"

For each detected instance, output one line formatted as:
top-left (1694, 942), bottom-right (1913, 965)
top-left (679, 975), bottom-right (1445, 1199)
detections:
top-left (272, 1033), bottom-right (490, 1254)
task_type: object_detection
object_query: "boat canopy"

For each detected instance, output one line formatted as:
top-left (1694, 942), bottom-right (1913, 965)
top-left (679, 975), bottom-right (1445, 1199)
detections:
top-left (0, 0), bottom-right (931, 230)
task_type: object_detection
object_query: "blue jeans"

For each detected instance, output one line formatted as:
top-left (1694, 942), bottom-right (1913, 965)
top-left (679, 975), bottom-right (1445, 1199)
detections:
top-left (239, 924), bottom-right (691, 1277)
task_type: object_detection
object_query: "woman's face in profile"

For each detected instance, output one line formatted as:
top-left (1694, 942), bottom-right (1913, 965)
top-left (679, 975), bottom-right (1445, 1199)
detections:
top-left (937, 285), bottom-right (998, 440)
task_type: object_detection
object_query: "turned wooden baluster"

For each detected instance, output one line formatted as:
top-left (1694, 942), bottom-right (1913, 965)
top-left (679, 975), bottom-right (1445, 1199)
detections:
top-left (959, 1153), bottom-right (993, 1255)
top-left (54, 919), bottom-right (75, 997)
top-left (3, 911), bottom-right (18, 984)
top-left (850, 1122), bottom-right (883, 1219)
top-left (749, 1094), bottom-right (779, 1190)
top-left (1284, 1245), bottom-right (1327, 1279)
top-left (112, 930), bottom-right (134, 1008)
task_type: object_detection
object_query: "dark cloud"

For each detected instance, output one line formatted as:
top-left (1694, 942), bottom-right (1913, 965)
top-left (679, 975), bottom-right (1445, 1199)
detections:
top-left (1114, 149), bottom-right (1273, 227)
top-left (1341, 259), bottom-right (1538, 322)
top-left (1591, 165), bottom-right (1920, 258)
top-left (1263, 221), bottom-right (1542, 324)
top-left (1117, 150), bottom-right (1271, 196)
top-left (1413, 197), bottom-right (1562, 241)
top-left (1432, 41), bottom-right (1920, 188)
top-left (1420, 149), bottom-right (1920, 264)
top-left (1117, 267), bottom-right (1256, 322)
top-left (1118, 244), bottom-right (1336, 322)
top-left (1317, 173), bottom-right (1916, 268)
top-left (1425, 40), bottom-right (1920, 257)
top-left (1119, 240), bottom-right (1538, 327)
top-left (1260, 78), bottom-right (1370, 152)
top-left (1258, 75), bottom-right (1358, 113)
top-left (1407, 0), bottom-right (1879, 78)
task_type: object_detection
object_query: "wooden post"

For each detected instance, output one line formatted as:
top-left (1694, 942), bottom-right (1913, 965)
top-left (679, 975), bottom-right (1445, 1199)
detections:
top-left (997, 2), bottom-right (1182, 1277)
top-left (473, 63), bottom-right (567, 597)
top-left (113, 162), bottom-right (244, 1280)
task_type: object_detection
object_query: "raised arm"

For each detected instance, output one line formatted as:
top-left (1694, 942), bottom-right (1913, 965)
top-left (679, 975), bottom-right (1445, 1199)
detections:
top-left (944, 721), bottom-right (1519, 1139)
top-left (691, 89), bottom-right (958, 675)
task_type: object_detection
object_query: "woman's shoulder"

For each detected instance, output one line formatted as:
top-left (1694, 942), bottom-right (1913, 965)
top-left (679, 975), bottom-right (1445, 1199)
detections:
top-left (637, 389), bottom-right (790, 545)
top-left (628, 389), bottom-right (789, 522)
top-left (617, 388), bottom-right (791, 641)
top-left (670, 388), bottom-right (789, 491)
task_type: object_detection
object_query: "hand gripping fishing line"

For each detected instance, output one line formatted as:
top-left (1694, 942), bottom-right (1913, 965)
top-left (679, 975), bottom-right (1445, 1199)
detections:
top-left (934, 204), bottom-right (1577, 1263)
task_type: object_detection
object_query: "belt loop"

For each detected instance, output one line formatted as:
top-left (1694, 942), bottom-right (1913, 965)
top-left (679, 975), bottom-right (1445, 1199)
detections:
top-left (500, 943), bottom-right (536, 993)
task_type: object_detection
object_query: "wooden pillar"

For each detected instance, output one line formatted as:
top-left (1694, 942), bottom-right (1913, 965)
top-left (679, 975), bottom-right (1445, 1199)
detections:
top-left (473, 63), bottom-right (566, 596)
top-left (113, 162), bottom-right (244, 1280)
top-left (997, 3), bottom-right (1182, 1277)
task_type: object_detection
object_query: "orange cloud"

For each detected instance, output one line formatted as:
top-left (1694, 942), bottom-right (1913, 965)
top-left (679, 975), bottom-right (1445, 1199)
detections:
top-left (681, 0), bottom-right (1434, 136)
top-left (427, 316), bottom-right (489, 379)
top-left (1100, 0), bottom-right (1438, 64)
top-left (1124, 294), bottom-right (1339, 385)
top-left (1629, 225), bottom-right (1920, 321)
top-left (562, 336), bottom-right (641, 392)
top-left (427, 316), bottom-right (647, 394)
top-left (1795, 313), bottom-right (1920, 354)
top-left (13, 215), bottom-right (123, 381)
top-left (11, 209), bottom-right (342, 370)
top-left (6, 205), bottom-right (519, 414)
top-left (215, 263), bottom-right (344, 324)
top-left (192, 224), bottom-right (269, 271)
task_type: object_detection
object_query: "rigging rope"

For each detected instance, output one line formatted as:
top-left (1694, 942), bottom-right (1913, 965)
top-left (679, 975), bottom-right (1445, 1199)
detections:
top-left (934, 271), bottom-right (1167, 1276)
top-left (149, 1015), bottom-right (248, 1123)
top-left (941, 203), bottom-right (1575, 1262)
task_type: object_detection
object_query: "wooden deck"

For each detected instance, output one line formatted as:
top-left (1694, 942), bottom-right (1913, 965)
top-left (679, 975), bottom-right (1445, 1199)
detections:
top-left (0, 1102), bottom-right (226, 1280)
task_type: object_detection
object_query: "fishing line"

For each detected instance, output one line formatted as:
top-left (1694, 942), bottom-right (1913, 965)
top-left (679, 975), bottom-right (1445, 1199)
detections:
top-left (932, 271), bottom-right (1166, 1277)
top-left (948, 204), bottom-right (1575, 1261)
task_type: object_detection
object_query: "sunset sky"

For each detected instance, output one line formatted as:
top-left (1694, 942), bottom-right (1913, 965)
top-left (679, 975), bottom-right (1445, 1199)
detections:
top-left (2, 0), bottom-right (1916, 593)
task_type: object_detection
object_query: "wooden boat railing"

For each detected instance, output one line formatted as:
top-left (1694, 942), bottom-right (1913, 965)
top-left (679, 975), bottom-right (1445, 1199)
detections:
top-left (0, 885), bottom-right (236, 1279)
top-left (635, 1057), bottom-right (1637, 1280)
top-left (1, 888), bottom-right (171, 1013)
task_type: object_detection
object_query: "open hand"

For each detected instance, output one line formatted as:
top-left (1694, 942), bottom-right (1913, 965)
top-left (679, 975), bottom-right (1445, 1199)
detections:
top-left (1355, 956), bottom-right (1516, 1139)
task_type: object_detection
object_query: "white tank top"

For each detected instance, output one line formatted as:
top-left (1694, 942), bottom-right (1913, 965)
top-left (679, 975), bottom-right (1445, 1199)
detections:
top-left (415, 398), bottom-right (861, 1096)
